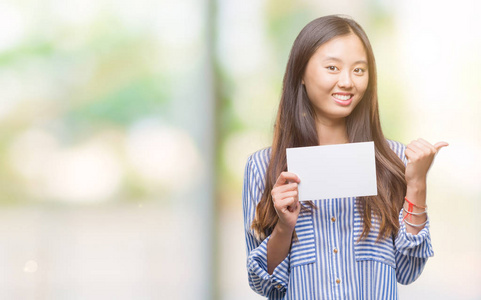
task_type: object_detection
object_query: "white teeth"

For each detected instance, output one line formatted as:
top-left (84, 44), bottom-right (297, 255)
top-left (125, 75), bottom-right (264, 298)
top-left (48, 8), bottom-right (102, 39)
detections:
top-left (333, 94), bottom-right (351, 101)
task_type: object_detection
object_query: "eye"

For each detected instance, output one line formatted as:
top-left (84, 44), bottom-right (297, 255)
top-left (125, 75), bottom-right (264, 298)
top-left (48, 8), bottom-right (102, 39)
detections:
top-left (354, 68), bottom-right (366, 75)
top-left (327, 66), bottom-right (339, 71)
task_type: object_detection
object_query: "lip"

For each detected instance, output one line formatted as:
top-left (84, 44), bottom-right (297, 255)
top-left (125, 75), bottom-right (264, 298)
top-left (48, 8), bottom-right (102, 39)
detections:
top-left (332, 93), bottom-right (353, 106)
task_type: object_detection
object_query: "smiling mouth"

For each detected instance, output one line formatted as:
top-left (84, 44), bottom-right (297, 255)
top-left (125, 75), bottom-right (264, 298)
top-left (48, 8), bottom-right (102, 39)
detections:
top-left (332, 93), bottom-right (353, 101)
top-left (332, 93), bottom-right (353, 106)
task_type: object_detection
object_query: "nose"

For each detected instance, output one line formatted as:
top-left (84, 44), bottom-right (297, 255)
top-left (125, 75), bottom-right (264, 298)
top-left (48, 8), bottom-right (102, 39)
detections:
top-left (337, 71), bottom-right (353, 89)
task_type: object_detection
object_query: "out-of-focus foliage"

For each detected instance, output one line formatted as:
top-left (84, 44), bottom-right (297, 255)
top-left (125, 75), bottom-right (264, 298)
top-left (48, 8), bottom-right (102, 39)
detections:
top-left (0, 0), bottom-right (480, 299)
top-left (0, 4), bottom-right (186, 205)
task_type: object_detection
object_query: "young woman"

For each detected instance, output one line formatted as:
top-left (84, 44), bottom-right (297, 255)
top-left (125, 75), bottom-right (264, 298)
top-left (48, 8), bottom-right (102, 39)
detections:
top-left (242, 15), bottom-right (447, 299)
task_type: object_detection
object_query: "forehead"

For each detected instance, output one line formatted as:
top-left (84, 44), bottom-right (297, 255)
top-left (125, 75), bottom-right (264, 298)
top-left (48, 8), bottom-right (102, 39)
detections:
top-left (312, 34), bottom-right (368, 63)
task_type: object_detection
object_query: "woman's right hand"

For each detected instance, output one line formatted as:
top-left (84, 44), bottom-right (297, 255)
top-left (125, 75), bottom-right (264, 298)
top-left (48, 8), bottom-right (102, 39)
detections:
top-left (271, 172), bottom-right (301, 232)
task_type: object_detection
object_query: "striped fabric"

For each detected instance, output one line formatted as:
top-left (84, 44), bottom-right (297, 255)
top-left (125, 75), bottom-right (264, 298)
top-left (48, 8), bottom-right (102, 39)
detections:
top-left (243, 140), bottom-right (433, 299)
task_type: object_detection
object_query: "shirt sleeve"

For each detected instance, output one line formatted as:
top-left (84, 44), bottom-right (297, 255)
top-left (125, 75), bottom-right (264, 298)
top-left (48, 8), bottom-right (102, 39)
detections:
top-left (243, 153), bottom-right (290, 297)
top-left (394, 209), bottom-right (434, 284)
top-left (387, 139), bottom-right (434, 284)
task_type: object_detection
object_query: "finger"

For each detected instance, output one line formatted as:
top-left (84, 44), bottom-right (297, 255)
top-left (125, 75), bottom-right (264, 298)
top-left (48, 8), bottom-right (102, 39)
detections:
top-left (273, 190), bottom-right (298, 203)
top-left (434, 141), bottom-right (449, 152)
top-left (288, 200), bottom-right (300, 213)
top-left (405, 147), bottom-right (415, 157)
top-left (274, 172), bottom-right (300, 187)
top-left (407, 141), bottom-right (424, 153)
top-left (278, 197), bottom-right (296, 213)
top-left (412, 140), bottom-right (432, 156)
top-left (417, 138), bottom-right (437, 153)
top-left (288, 200), bottom-right (297, 212)
top-left (286, 197), bottom-right (301, 213)
top-left (404, 147), bottom-right (416, 163)
top-left (294, 197), bottom-right (301, 212)
top-left (273, 182), bottom-right (298, 194)
top-left (280, 190), bottom-right (298, 199)
top-left (274, 172), bottom-right (288, 186)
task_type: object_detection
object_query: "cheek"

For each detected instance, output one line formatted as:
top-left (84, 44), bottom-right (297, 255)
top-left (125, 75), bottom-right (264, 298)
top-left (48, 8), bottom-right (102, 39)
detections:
top-left (359, 76), bottom-right (369, 91)
top-left (304, 81), bottom-right (333, 105)
top-left (305, 76), bottom-right (335, 95)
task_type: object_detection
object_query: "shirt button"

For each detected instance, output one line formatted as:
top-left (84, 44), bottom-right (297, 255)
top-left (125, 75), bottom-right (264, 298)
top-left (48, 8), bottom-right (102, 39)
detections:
top-left (276, 284), bottom-right (282, 289)
top-left (333, 248), bottom-right (338, 254)
top-left (331, 217), bottom-right (336, 222)
top-left (336, 278), bottom-right (341, 284)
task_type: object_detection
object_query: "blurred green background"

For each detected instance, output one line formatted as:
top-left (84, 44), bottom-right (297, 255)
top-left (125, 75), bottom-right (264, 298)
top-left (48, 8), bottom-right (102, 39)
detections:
top-left (0, 0), bottom-right (479, 299)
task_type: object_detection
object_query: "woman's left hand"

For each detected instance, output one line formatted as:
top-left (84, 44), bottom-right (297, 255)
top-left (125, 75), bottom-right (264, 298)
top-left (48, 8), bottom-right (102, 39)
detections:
top-left (404, 138), bottom-right (448, 185)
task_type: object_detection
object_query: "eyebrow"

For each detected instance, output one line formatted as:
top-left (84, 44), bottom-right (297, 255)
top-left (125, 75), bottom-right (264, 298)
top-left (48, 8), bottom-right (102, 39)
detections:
top-left (323, 56), bottom-right (368, 65)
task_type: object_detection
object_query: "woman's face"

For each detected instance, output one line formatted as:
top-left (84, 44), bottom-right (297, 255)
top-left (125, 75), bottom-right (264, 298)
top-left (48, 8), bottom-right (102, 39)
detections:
top-left (302, 33), bottom-right (369, 124)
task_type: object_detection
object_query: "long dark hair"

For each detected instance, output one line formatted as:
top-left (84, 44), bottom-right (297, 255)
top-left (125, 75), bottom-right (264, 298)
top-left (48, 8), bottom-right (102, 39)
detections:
top-left (251, 15), bottom-right (407, 241)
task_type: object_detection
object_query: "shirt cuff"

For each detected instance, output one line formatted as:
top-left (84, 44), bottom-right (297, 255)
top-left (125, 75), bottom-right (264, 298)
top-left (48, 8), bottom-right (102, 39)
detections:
top-left (247, 235), bottom-right (290, 293)
top-left (395, 209), bottom-right (434, 258)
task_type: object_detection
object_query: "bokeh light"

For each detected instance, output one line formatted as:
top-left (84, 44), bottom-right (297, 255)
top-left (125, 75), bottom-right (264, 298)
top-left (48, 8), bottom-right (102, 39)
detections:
top-left (0, 0), bottom-right (479, 299)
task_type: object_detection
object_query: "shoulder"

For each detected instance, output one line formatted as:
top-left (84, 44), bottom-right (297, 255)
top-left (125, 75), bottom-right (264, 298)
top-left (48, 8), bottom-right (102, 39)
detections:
top-left (245, 147), bottom-right (271, 190)
top-left (247, 147), bottom-right (271, 169)
top-left (385, 139), bottom-right (407, 165)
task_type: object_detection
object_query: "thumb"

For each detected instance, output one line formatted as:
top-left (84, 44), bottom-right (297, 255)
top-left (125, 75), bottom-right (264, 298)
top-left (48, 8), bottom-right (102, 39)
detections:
top-left (434, 141), bottom-right (449, 152)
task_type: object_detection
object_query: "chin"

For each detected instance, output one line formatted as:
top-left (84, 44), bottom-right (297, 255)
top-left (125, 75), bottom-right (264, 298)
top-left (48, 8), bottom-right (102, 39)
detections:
top-left (333, 108), bottom-right (355, 118)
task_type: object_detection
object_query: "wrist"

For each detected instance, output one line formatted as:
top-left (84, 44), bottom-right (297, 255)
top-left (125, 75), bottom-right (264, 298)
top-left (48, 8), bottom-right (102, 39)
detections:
top-left (275, 221), bottom-right (295, 236)
top-left (405, 183), bottom-right (427, 209)
top-left (406, 179), bottom-right (427, 191)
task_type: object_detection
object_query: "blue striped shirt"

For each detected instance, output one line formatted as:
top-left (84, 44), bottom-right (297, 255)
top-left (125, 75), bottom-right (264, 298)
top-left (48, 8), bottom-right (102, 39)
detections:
top-left (242, 140), bottom-right (433, 299)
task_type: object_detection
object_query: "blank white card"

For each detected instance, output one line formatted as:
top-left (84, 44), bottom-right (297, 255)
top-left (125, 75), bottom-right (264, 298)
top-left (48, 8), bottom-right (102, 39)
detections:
top-left (286, 142), bottom-right (377, 201)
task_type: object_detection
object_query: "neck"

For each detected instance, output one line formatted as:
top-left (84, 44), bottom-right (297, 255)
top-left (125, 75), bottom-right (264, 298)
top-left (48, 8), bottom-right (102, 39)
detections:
top-left (315, 117), bottom-right (349, 145)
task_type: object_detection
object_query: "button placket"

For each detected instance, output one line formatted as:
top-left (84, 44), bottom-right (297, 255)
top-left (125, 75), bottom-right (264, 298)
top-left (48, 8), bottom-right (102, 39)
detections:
top-left (330, 199), bottom-right (343, 290)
